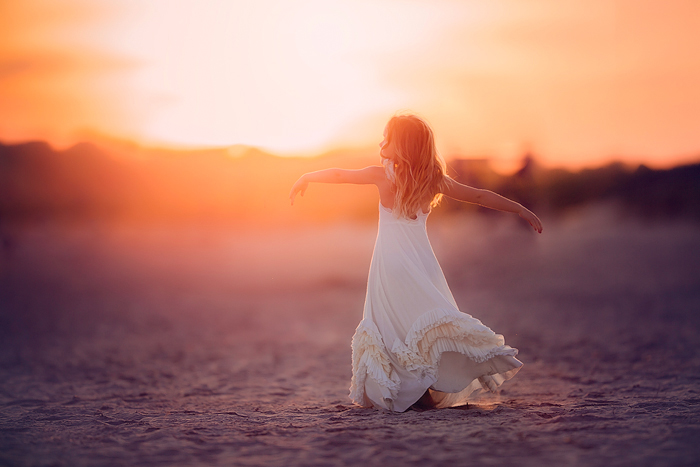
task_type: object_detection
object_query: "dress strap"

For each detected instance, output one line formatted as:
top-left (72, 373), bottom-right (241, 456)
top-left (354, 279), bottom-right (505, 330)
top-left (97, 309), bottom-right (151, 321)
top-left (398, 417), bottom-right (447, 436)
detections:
top-left (382, 158), bottom-right (396, 183)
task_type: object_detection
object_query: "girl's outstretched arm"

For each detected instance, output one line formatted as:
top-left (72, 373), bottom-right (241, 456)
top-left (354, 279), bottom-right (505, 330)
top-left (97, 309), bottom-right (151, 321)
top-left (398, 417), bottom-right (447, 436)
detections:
top-left (442, 176), bottom-right (543, 233)
top-left (289, 166), bottom-right (384, 205)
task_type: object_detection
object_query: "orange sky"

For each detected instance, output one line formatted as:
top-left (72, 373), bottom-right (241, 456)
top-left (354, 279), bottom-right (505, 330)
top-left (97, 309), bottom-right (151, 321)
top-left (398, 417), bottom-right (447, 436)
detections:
top-left (1, 0), bottom-right (699, 170)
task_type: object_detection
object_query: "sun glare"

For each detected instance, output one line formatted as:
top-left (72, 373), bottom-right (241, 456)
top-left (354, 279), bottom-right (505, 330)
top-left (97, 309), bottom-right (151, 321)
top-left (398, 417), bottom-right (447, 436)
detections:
top-left (99, 0), bottom-right (459, 153)
top-left (1, 0), bottom-right (699, 168)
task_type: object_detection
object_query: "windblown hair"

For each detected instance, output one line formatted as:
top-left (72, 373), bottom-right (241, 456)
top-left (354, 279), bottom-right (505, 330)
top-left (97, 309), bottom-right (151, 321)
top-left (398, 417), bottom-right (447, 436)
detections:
top-left (384, 114), bottom-right (447, 219)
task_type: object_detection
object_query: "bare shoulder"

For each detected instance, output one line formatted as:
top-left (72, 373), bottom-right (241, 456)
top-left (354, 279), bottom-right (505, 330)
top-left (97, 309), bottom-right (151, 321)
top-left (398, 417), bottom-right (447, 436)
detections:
top-left (440, 175), bottom-right (481, 201)
top-left (360, 165), bottom-right (387, 184)
top-left (363, 165), bottom-right (385, 176)
top-left (439, 174), bottom-right (460, 193)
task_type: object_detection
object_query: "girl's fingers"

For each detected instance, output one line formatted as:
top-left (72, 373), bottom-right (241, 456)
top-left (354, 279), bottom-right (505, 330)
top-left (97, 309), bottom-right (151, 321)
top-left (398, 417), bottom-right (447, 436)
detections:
top-left (529, 216), bottom-right (542, 233)
top-left (289, 184), bottom-right (305, 205)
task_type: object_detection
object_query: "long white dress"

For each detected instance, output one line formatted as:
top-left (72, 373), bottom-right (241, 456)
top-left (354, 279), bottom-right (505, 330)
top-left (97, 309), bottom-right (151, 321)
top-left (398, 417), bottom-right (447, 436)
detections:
top-left (349, 201), bottom-right (523, 412)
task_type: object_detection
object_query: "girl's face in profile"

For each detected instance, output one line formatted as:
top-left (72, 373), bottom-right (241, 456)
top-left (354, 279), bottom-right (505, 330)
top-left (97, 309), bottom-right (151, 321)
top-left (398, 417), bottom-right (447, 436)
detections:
top-left (379, 125), bottom-right (396, 162)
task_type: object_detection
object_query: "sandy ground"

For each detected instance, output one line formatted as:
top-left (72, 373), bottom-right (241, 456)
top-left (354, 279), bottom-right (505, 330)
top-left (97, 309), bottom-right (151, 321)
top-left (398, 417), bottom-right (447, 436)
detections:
top-left (1, 206), bottom-right (700, 466)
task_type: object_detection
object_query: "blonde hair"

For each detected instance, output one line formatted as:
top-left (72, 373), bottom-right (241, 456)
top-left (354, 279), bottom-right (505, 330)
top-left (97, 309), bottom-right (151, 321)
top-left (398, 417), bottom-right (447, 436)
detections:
top-left (385, 114), bottom-right (446, 219)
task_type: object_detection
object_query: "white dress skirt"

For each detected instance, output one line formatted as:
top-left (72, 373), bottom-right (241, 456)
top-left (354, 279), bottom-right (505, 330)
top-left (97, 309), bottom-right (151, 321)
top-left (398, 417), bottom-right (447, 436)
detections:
top-left (349, 202), bottom-right (523, 412)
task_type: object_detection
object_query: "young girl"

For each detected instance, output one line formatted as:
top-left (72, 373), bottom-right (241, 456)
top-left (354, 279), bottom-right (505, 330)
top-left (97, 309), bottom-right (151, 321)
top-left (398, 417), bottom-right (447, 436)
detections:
top-left (289, 114), bottom-right (542, 412)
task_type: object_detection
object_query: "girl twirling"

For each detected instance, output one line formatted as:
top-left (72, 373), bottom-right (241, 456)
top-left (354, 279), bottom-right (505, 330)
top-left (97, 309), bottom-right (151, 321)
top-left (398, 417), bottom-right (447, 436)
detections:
top-left (290, 114), bottom-right (542, 412)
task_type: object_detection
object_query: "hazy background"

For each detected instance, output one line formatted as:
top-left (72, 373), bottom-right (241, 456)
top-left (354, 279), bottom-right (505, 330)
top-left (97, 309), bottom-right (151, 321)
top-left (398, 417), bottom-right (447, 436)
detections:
top-left (1, 1), bottom-right (700, 466)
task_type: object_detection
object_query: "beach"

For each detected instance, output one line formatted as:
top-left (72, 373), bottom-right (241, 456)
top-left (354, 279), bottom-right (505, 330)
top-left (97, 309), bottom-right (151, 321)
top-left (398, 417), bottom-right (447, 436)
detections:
top-left (1, 207), bottom-right (700, 466)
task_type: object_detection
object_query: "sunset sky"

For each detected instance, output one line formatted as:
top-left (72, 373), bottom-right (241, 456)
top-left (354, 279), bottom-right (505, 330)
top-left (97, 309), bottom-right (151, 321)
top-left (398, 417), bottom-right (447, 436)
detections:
top-left (1, 0), bottom-right (699, 170)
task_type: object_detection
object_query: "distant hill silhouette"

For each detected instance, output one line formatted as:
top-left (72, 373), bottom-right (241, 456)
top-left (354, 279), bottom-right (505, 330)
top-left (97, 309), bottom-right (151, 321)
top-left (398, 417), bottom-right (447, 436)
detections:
top-left (1, 140), bottom-right (699, 224)
top-left (0, 140), bottom-right (378, 224)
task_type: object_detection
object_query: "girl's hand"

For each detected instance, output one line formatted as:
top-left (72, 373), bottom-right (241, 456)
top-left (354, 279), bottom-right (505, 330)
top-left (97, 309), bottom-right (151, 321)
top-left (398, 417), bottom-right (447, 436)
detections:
top-left (519, 208), bottom-right (543, 233)
top-left (289, 176), bottom-right (309, 205)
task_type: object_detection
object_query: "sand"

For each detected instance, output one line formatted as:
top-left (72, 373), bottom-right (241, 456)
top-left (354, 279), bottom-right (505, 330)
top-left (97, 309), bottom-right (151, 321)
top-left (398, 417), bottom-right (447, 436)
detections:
top-left (1, 206), bottom-right (700, 466)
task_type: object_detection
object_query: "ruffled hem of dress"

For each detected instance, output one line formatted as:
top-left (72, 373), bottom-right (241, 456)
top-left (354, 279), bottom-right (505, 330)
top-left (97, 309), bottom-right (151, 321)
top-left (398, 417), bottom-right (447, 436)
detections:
top-left (349, 319), bottom-right (401, 409)
top-left (350, 308), bottom-right (521, 409)
top-left (391, 307), bottom-right (518, 380)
